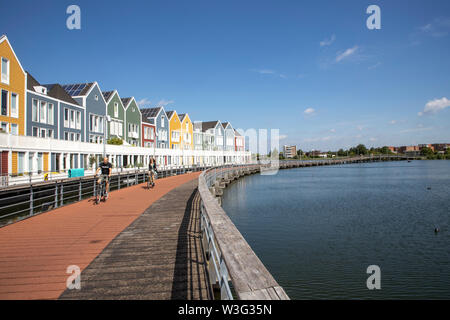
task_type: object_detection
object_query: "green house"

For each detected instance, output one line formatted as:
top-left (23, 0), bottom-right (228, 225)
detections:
top-left (102, 90), bottom-right (125, 141)
top-left (121, 97), bottom-right (142, 146)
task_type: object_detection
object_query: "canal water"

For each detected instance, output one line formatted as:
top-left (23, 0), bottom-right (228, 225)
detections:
top-left (222, 161), bottom-right (450, 299)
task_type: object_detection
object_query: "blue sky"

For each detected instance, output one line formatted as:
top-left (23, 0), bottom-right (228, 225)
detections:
top-left (1, 0), bottom-right (450, 151)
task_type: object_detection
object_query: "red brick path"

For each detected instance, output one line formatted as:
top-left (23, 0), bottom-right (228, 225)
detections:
top-left (0, 172), bottom-right (200, 299)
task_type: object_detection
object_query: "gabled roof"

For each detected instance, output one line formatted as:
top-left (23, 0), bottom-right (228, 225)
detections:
top-left (178, 113), bottom-right (187, 122)
top-left (141, 107), bottom-right (166, 120)
top-left (234, 129), bottom-right (242, 136)
top-left (102, 91), bottom-right (115, 103)
top-left (61, 83), bottom-right (95, 97)
top-left (0, 35), bottom-right (26, 76)
top-left (200, 120), bottom-right (221, 132)
top-left (121, 97), bottom-right (132, 108)
top-left (28, 72), bottom-right (80, 106)
top-left (166, 110), bottom-right (180, 121)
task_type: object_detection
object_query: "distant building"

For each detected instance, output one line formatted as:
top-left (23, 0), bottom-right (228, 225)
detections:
top-left (387, 146), bottom-right (398, 153)
top-left (283, 145), bottom-right (297, 158)
top-left (431, 143), bottom-right (450, 152)
top-left (418, 144), bottom-right (434, 152)
top-left (398, 145), bottom-right (419, 154)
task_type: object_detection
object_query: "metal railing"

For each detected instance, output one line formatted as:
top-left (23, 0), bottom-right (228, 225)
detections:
top-left (198, 164), bottom-right (289, 300)
top-left (0, 164), bottom-right (215, 227)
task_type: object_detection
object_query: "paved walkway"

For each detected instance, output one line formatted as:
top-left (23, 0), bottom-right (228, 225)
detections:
top-left (60, 179), bottom-right (211, 300)
top-left (0, 172), bottom-right (205, 299)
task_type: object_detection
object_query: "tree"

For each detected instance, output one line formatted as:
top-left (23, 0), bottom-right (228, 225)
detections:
top-left (107, 137), bottom-right (123, 145)
top-left (421, 147), bottom-right (434, 157)
top-left (337, 148), bottom-right (346, 157)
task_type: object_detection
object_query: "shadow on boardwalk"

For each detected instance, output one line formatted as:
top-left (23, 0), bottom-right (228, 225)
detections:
top-left (60, 179), bottom-right (212, 300)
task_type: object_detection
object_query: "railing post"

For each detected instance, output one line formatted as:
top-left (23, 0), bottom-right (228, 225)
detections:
top-left (29, 185), bottom-right (33, 216)
top-left (93, 178), bottom-right (96, 198)
top-left (54, 182), bottom-right (58, 208)
top-left (118, 173), bottom-right (121, 190)
top-left (60, 183), bottom-right (64, 207)
top-left (79, 178), bottom-right (82, 201)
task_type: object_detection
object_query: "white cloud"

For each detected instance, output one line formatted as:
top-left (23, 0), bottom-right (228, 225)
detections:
top-left (137, 98), bottom-right (151, 107)
top-left (156, 99), bottom-right (175, 107)
top-left (419, 97), bottom-right (450, 115)
top-left (330, 128), bottom-right (336, 133)
top-left (304, 108), bottom-right (316, 115)
top-left (389, 120), bottom-right (397, 125)
top-left (255, 69), bottom-right (276, 75)
top-left (336, 46), bottom-right (359, 62)
top-left (369, 137), bottom-right (377, 142)
top-left (320, 34), bottom-right (336, 47)
top-left (279, 134), bottom-right (288, 140)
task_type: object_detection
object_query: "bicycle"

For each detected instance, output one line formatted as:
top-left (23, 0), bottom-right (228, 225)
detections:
top-left (147, 171), bottom-right (155, 189)
top-left (95, 175), bottom-right (108, 204)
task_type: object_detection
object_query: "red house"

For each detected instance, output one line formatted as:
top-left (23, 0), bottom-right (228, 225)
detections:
top-left (234, 129), bottom-right (245, 152)
top-left (142, 120), bottom-right (156, 148)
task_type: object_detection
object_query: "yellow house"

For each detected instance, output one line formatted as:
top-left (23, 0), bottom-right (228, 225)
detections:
top-left (179, 113), bottom-right (193, 151)
top-left (179, 113), bottom-right (193, 165)
top-left (167, 110), bottom-right (181, 150)
top-left (0, 35), bottom-right (26, 136)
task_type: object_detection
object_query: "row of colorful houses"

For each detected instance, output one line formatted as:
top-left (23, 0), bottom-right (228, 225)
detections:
top-left (0, 35), bottom-right (250, 178)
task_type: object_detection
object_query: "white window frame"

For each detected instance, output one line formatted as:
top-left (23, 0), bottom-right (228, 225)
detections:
top-left (1, 89), bottom-right (8, 117)
top-left (10, 123), bottom-right (18, 135)
top-left (10, 92), bottom-right (18, 118)
top-left (114, 102), bottom-right (119, 117)
top-left (76, 111), bottom-right (81, 129)
top-left (64, 108), bottom-right (69, 127)
top-left (47, 103), bottom-right (54, 125)
top-left (39, 101), bottom-right (47, 124)
top-left (1, 57), bottom-right (9, 85)
top-left (32, 99), bottom-right (39, 122)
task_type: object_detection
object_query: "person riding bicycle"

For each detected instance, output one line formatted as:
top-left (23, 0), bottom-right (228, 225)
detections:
top-left (95, 157), bottom-right (112, 198)
top-left (148, 157), bottom-right (157, 187)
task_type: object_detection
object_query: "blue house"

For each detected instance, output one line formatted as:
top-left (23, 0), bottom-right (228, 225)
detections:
top-left (61, 82), bottom-right (107, 144)
top-left (222, 122), bottom-right (235, 152)
top-left (140, 107), bottom-right (169, 149)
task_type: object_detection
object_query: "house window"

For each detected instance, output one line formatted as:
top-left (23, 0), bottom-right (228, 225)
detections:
top-left (11, 93), bottom-right (18, 118)
top-left (76, 133), bottom-right (80, 141)
top-left (32, 99), bottom-right (39, 122)
top-left (64, 108), bottom-right (69, 127)
top-left (70, 133), bottom-right (75, 141)
top-left (76, 111), bottom-right (81, 129)
top-left (1, 57), bottom-right (9, 84)
top-left (1, 90), bottom-right (8, 116)
top-left (94, 95), bottom-right (99, 101)
top-left (47, 103), bottom-right (54, 125)
top-left (11, 123), bottom-right (18, 135)
top-left (161, 116), bottom-right (165, 127)
top-left (70, 110), bottom-right (75, 128)
top-left (32, 127), bottom-right (38, 137)
top-left (64, 132), bottom-right (69, 140)
top-left (40, 128), bottom-right (46, 138)
top-left (114, 102), bottom-right (118, 117)
top-left (186, 122), bottom-right (189, 131)
top-left (39, 101), bottom-right (47, 123)
top-left (48, 129), bottom-right (54, 138)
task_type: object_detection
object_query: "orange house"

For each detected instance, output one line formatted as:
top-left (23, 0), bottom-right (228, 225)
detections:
top-left (0, 35), bottom-right (26, 136)
top-left (0, 35), bottom-right (26, 176)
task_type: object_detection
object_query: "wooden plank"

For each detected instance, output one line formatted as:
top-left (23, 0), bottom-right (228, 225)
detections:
top-left (198, 169), bottom-right (290, 300)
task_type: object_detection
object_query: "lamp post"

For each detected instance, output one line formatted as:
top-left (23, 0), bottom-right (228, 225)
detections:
top-left (103, 115), bottom-right (111, 158)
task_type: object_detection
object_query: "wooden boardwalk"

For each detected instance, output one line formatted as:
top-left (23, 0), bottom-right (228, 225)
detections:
top-left (0, 171), bottom-right (210, 300)
top-left (59, 178), bottom-right (211, 300)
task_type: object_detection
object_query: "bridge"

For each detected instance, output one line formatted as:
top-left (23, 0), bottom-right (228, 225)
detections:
top-left (0, 155), bottom-right (417, 299)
